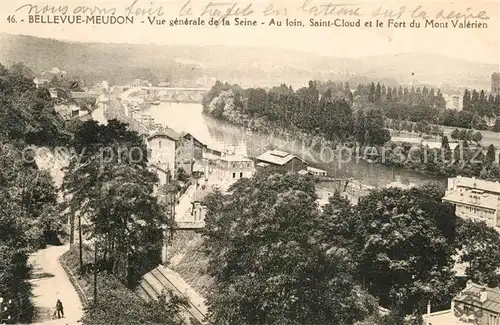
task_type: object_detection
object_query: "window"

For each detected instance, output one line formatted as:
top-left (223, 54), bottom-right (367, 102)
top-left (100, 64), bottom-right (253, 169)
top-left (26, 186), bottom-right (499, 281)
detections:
top-left (464, 306), bottom-right (471, 316)
top-left (240, 172), bottom-right (243, 178)
top-left (232, 172), bottom-right (236, 179)
top-left (159, 141), bottom-right (162, 148)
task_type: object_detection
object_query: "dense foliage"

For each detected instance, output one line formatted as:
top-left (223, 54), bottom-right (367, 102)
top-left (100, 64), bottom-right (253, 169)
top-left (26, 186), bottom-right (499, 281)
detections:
top-left (0, 63), bottom-right (64, 323)
top-left (62, 247), bottom-right (189, 325)
top-left (359, 82), bottom-right (500, 131)
top-left (204, 81), bottom-right (500, 181)
top-left (357, 184), bottom-right (458, 318)
top-left (0, 63), bottom-right (71, 146)
top-left (202, 172), bottom-right (378, 325)
top-left (379, 138), bottom-right (500, 180)
top-left (359, 82), bottom-right (446, 123)
top-left (203, 81), bottom-right (390, 146)
top-left (62, 120), bottom-right (167, 286)
top-left (202, 172), bottom-right (500, 324)
top-left (456, 219), bottom-right (500, 287)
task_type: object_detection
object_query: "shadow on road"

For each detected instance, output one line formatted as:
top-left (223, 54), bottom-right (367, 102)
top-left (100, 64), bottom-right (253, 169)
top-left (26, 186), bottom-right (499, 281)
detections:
top-left (31, 272), bottom-right (56, 280)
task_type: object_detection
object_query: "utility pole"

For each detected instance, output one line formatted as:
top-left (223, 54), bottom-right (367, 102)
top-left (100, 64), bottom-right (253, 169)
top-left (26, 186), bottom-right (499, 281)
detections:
top-left (69, 210), bottom-right (75, 246)
top-left (93, 239), bottom-right (98, 305)
top-left (161, 180), bottom-right (176, 265)
top-left (78, 214), bottom-right (83, 272)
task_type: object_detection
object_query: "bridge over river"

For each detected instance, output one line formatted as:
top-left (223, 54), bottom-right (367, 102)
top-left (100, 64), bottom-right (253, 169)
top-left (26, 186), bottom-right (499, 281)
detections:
top-left (71, 86), bottom-right (209, 104)
top-left (116, 86), bottom-right (209, 104)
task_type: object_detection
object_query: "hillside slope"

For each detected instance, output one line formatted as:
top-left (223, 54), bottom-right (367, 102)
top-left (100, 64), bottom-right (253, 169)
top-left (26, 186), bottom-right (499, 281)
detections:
top-left (1, 33), bottom-right (496, 89)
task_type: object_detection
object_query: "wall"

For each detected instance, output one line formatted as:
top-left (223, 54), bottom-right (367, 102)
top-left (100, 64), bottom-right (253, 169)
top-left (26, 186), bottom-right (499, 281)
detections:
top-left (208, 160), bottom-right (255, 182)
top-left (166, 230), bottom-right (213, 296)
top-left (175, 138), bottom-right (205, 174)
top-left (190, 202), bottom-right (206, 222)
top-left (283, 158), bottom-right (308, 173)
top-left (149, 137), bottom-right (176, 179)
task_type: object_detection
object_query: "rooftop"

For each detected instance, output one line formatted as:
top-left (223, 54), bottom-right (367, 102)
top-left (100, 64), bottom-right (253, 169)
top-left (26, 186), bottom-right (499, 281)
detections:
top-left (147, 128), bottom-right (180, 141)
top-left (256, 150), bottom-right (306, 166)
top-left (423, 310), bottom-right (462, 325)
top-left (451, 176), bottom-right (500, 195)
top-left (306, 166), bottom-right (327, 174)
top-left (443, 189), bottom-right (499, 211)
top-left (192, 188), bottom-right (212, 203)
top-left (454, 282), bottom-right (500, 314)
top-left (179, 132), bottom-right (208, 148)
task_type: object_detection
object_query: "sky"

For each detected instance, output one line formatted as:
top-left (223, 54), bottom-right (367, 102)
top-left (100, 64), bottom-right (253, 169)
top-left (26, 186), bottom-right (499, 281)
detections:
top-left (0, 0), bottom-right (499, 64)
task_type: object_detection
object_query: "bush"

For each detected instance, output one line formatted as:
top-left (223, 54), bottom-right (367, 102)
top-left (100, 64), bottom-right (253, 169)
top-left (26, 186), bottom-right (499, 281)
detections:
top-left (81, 276), bottom-right (188, 325)
top-left (61, 247), bottom-right (188, 325)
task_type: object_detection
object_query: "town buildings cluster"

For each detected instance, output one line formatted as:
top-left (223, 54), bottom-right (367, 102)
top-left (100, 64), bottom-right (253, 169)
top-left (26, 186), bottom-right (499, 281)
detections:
top-left (51, 74), bottom-right (500, 325)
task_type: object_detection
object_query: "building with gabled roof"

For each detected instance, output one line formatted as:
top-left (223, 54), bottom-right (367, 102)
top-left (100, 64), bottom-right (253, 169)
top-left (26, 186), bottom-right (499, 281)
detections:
top-left (255, 150), bottom-right (307, 173)
top-left (147, 128), bottom-right (181, 142)
top-left (147, 128), bottom-right (180, 179)
top-left (176, 132), bottom-right (208, 175)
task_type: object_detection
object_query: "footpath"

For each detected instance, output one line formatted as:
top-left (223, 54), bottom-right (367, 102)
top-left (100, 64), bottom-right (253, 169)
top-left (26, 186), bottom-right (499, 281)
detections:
top-left (28, 245), bottom-right (83, 325)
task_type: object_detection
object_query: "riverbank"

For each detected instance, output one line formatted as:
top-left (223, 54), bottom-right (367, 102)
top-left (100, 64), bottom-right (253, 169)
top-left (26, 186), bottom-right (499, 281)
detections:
top-left (201, 109), bottom-right (499, 182)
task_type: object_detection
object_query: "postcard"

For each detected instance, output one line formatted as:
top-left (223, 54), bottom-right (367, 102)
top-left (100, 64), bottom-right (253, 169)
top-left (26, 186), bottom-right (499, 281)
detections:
top-left (0, 0), bottom-right (499, 324)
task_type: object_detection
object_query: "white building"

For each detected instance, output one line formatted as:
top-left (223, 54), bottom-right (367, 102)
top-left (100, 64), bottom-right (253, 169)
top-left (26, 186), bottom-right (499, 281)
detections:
top-left (444, 94), bottom-right (463, 111)
top-left (147, 129), bottom-right (180, 180)
top-left (204, 154), bottom-right (255, 184)
top-left (298, 166), bottom-right (328, 177)
top-left (442, 176), bottom-right (500, 232)
top-left (33, 78), bottom-right (49, 88)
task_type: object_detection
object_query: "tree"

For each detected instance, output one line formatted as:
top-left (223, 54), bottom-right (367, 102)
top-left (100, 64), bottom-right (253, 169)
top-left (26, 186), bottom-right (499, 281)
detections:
top-left (375, 83), bottom-right (382, 102)
top-left (62, 120), bottom-right (167, 286)
top-left (10, 62), bottom-right (34, 80)
top-left (441, 136), bottom-right (450, 151)
top-left (246, 88), bottom-right (267, 117)
top-left (319, 191), bottom-right (365, 261)
top-left (0, 194), bottom-right (35, 323)
top-left (364, 108), bottom-right (391, 146)
top-left (368, 83), bottom-right (376, 103)
top-left (357, 184), bottom-right (457, 317)
top-left (463, 89), bottom-right (471, 110)
top-left (81, 275), bottom-right (189, 325)
top-left (456, 219), bottom-right (500, 287)
top-left (203, 173), bottom-right (377, 325)
top-left (485, 144), bottom-right (497, 166)
top-left (471, 131), bottom-right (483, 144)
top-left (450, 128), bottom-right (462, 141)
top-left (354, 110), bottom-right (366, 145)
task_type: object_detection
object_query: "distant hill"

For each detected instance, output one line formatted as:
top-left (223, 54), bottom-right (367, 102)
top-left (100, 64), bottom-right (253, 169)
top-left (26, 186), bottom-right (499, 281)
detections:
top-left (0, 33), bottom-right (497, 90)
top-left (355, 53), bottom-right (497, 90)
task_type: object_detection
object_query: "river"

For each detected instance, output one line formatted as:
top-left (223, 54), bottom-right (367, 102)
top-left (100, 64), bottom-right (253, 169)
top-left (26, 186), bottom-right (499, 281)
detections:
top-left (134, 102), bottom-right (444, 188)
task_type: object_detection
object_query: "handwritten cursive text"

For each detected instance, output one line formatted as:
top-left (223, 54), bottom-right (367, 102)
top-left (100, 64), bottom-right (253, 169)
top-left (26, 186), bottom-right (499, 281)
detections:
top-left (300, 0), bottom-right (362, 17)
top-left (200, 2), bottom-right (254, 19)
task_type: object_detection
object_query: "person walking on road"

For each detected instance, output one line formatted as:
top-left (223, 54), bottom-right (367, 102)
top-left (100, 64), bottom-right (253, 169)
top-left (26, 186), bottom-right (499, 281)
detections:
top-left (56, 299), bottom-right (64, 319)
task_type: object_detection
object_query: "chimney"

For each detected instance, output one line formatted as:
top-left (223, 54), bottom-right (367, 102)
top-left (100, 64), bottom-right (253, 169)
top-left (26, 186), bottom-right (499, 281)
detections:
top-left (480, 287), bottom-right (487, 303)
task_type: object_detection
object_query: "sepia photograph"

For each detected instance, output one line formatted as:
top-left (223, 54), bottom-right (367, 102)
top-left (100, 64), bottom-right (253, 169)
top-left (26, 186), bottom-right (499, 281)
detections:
top-left (0, 0), bottom-right (499, 324)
